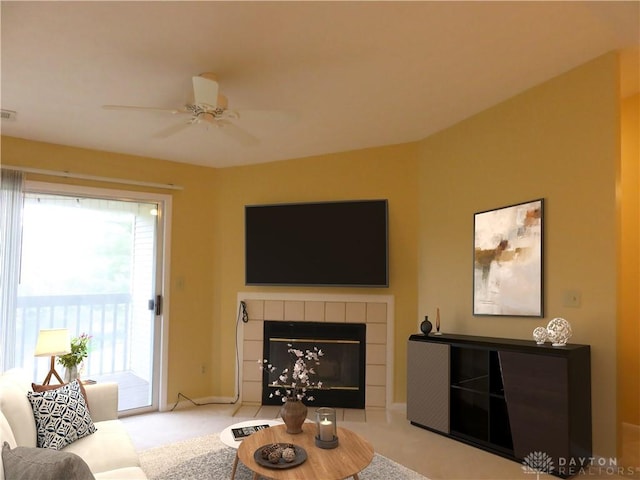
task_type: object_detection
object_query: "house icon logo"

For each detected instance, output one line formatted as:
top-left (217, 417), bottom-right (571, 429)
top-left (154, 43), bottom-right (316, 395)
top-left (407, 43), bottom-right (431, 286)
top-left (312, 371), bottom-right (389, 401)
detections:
top-left (522, 451), bottom-right (555, 480)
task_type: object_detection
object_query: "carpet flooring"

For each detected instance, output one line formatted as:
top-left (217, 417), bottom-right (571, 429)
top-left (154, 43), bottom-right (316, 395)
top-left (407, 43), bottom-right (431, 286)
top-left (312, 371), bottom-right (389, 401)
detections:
top-left (139, 432), bottom-right (429, 480)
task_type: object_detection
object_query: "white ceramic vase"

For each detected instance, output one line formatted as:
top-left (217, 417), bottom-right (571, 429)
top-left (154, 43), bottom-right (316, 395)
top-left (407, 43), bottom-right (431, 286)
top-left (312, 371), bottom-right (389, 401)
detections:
top-left (64, 364), bottom-right (79, 383)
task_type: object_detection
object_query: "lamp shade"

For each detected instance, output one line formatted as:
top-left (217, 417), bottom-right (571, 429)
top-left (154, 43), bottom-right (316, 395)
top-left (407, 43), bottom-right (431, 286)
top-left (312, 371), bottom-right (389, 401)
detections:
top-left (34, 328), bottom-right (71, 357)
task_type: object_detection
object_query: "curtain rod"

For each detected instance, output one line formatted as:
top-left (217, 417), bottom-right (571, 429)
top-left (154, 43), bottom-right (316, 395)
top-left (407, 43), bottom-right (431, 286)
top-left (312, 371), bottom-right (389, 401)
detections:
top-left (2, 165), bottom-right (184, 191)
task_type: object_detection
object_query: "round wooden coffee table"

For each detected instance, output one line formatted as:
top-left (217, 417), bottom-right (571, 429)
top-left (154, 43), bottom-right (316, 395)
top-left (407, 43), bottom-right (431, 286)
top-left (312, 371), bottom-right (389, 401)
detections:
top-left (237, 422), bottom-right (374, 480)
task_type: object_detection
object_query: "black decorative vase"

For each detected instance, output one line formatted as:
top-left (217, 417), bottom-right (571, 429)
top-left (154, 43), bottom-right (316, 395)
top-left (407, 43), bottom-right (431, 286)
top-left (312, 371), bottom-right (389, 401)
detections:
top-left (420, 316), bottom-right (433, 335)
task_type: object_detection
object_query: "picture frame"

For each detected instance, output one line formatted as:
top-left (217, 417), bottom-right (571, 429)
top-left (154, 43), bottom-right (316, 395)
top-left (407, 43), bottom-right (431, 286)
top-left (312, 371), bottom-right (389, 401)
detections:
top-left (473, 199), bottom-right (544, 317)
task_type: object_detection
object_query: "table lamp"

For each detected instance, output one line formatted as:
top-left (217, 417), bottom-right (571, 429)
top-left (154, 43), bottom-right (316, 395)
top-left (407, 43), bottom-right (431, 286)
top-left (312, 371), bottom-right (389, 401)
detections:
top-left (34, 328), bottom-right (70, 385)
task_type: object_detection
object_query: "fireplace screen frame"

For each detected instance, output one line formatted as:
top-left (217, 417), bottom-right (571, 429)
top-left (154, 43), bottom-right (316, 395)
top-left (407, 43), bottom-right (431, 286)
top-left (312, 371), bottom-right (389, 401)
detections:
top-left (262, 321), bottom-right (366, 409)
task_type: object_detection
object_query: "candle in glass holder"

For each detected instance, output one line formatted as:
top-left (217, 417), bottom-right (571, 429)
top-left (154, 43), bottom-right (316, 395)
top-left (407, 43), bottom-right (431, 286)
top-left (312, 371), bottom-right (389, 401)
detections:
top-left (315, 407), bottom-right (338, 448)
top-left (319, 418), bottom-right (333, 441)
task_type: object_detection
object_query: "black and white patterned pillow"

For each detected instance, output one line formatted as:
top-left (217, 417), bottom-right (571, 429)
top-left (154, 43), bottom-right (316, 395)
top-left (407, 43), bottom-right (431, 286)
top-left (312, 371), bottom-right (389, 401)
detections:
top-left (27, 380), bottom-right (97, 450)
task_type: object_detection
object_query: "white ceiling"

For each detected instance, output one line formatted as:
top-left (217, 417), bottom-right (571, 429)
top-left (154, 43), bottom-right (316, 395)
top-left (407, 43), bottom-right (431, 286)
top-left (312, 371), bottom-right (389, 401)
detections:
top-left (1, 1), bottom-right (638, 169)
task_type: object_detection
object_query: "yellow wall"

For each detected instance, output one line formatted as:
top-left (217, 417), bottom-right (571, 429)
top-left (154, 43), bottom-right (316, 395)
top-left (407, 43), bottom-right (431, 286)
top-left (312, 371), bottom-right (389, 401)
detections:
top-left (417, 53), bottom-right (620, 457)
top-left (210, 144), bottom-right (420, 401)
top-left (1, 51), bottom-right (628, 459)
top-left (0, 138), bottom-right (221, 401)
top-left (0, 138), bottom-right (419, 405)
top-left (619, 92), bottom-right (640, 463)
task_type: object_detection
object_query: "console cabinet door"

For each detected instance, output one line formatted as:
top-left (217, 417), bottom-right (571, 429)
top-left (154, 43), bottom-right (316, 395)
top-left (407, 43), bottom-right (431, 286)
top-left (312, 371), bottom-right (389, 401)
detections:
top-left (499, 352), bottom-right (569, 463)
top-left (407, 340), bottom-right (450, 433)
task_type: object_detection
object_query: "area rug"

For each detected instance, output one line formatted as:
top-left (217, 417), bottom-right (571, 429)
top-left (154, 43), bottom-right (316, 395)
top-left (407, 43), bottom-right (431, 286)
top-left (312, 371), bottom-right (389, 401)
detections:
top-left (139, 432), bottom-right (429, 479)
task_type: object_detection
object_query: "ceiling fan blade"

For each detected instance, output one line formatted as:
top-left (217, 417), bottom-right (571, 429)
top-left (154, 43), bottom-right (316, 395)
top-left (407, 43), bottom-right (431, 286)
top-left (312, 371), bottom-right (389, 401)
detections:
top-left (103, 105), bottom-right (185, 115)
top-left (192, 76), bottom-right (219, 108)
top-left (215, 120), bottom-right (259, 146)
top-left (153, 121), bottom-right (192, 139)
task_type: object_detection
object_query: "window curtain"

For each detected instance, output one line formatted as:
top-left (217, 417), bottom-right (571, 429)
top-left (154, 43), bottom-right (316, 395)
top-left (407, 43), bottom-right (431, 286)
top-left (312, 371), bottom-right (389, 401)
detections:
top-left (0, 169), bottom-right (24, 372)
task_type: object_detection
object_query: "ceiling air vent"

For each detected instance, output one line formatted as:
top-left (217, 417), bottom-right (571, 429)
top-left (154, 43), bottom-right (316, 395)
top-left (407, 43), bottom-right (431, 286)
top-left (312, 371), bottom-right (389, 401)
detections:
top-left (1, 109), bottom-right (17, 120)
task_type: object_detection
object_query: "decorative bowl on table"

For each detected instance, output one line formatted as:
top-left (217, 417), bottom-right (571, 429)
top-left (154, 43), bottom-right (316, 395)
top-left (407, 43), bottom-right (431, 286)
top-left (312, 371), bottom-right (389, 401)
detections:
top-left (253, 443), bottom-right (307, 469)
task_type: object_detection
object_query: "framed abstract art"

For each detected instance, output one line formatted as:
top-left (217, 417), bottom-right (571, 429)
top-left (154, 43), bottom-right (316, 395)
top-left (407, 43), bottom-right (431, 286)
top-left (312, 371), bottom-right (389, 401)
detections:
top-left (473, 199), bottom-right (544, 317)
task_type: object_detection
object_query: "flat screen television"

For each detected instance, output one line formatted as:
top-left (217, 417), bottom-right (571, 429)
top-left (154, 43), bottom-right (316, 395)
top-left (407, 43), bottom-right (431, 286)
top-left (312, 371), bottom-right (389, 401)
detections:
top-left (245, 199), bottom-right (389, 287)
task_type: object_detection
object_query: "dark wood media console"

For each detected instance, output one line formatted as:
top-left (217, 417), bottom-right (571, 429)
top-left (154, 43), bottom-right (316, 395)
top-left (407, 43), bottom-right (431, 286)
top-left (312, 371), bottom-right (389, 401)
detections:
top-left (407, 333), bottom-right (591, 478)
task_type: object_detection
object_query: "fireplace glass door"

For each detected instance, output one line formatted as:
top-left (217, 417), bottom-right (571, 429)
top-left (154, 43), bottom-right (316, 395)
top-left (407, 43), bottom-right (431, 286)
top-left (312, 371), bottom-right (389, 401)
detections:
top-left (263, 321), bottom-right (366, 408)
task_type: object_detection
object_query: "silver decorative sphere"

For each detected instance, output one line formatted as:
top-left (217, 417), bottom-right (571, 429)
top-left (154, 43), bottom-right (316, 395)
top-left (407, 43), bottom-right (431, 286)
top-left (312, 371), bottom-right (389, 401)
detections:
top-left (532, 326), bottom-right (547, 344)
top-left (546, 317), bottom-right (572, 346)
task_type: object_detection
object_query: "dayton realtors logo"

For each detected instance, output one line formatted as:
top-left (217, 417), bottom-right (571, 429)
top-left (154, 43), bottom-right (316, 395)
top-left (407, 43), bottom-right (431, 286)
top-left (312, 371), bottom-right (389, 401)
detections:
top-left (522, 451), bottom-right (555, 480)
top-left (523, 451), bottom-right (639, 477)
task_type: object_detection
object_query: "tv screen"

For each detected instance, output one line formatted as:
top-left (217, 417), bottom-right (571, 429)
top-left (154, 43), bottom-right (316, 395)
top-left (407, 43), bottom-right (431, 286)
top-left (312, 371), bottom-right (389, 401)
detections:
top-left (245, 199), bottom-right (388, 287)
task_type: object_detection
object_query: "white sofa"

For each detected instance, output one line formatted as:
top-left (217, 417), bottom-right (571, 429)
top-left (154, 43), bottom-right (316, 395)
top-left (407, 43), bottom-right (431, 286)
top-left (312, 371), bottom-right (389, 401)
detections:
top-left (0, 369), bottom-right (146, 479)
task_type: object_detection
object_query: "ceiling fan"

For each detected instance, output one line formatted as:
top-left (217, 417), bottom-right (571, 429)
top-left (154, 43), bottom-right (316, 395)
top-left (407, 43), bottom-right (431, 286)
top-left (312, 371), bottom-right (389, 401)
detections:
top-left (103, 73), bottom-right (260, 145)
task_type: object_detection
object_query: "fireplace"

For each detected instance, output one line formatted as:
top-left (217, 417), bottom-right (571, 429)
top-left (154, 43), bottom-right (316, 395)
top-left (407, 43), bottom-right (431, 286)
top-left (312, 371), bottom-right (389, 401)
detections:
top-left (262, 321), bottom-right (366, 409)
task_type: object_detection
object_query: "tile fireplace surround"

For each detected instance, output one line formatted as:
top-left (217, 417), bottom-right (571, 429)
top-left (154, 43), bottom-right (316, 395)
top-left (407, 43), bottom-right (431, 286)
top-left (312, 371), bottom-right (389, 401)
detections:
top-left (238, 292), bottom-right (394, 409)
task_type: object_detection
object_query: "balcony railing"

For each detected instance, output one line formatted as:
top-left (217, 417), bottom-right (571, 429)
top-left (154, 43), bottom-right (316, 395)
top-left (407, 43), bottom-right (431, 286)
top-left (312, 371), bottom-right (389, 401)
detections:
top-left (16, 293), bottom-right (132, 381)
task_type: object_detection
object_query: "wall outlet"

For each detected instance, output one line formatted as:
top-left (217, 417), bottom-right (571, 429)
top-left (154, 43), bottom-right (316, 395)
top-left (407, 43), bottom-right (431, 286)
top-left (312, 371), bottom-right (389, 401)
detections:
top-left (200, 364), bottom-right (206, 374)
top-left (563, 290), bottom-right (581, 308)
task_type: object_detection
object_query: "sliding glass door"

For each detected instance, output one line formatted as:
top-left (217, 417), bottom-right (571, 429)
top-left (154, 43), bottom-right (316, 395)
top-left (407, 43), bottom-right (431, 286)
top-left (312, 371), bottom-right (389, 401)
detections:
top-left (11, 183), bottom-right (167, 413)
